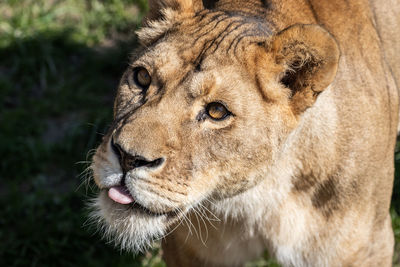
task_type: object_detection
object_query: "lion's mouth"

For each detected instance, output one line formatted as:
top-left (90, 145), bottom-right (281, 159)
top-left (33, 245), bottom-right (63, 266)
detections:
top-left (108, 186), bottom-right (135, 204)
top-left (106, 186), bottom-right (177, 217)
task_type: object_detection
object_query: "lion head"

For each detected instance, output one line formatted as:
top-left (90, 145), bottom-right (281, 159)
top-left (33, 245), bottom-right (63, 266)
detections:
top-left (90, 0), bottom-right (339, 252)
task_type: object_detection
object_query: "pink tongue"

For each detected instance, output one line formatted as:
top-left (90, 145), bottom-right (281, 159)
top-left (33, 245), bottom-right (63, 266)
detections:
top-left (108, 186), bottom-right (134, 204)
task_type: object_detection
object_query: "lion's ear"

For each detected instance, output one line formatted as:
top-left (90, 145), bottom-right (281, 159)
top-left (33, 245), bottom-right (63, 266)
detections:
top-left (147, 0), bottom-right (204, 21)
top-left (269, 24), bottom-right (340, 115)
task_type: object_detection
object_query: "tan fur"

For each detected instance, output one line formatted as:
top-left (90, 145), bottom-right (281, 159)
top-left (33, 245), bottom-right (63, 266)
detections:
top-left (90, 0), bottom-right (399, 266)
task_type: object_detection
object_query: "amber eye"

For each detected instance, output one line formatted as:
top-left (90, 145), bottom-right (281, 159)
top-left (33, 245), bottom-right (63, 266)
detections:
top-left (133, 67), bottom-right (151, 89)
top-left (205, 102), bottom-right (230, 121)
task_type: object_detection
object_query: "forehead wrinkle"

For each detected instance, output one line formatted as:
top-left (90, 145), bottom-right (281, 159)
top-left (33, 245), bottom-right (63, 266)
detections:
top-left (174, 14), bottom-right (270, 72)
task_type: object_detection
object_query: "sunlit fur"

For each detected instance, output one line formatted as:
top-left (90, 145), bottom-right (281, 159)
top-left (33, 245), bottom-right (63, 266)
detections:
top-left (90, 0), bottom-right (399, 266)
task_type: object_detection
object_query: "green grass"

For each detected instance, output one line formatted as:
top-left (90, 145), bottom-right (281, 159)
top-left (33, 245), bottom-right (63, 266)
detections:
top-left (0, 0), bottom-right (150, 266)
top-left (0, 0), bottom-right (398, 266)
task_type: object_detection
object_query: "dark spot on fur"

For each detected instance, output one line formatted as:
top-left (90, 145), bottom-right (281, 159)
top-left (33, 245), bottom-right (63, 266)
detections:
top-left (203, 0), bottom-right (218, 9)
top-left (260, 0), bottom-right (270, 9)
top-left (311, 177), bottom-right (340, 218)
top-left (292, 171), bottom-right (319, 192)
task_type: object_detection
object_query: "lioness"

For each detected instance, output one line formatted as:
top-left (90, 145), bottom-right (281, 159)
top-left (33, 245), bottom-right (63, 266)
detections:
top-left (90, 0), bottom-right (400, 266)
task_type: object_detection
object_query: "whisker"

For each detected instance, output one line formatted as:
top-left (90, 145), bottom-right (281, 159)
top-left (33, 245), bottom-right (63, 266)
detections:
top-left (193, 207), bottom-right (209, 246)
top-left (157, 210), bottom-right (185, 241)
top-left (193, 210), bottom-right (206, 246)
top-left (197, 204), bottom-right (218, 231)
top-left (197, 201), bottom-right (220, 222)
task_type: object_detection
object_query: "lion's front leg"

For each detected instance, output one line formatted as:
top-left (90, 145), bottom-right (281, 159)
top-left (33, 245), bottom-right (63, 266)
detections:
top-left (162, 234), bottom-right (214, 267)
top-left (161, 213), bottom-right (265, 267)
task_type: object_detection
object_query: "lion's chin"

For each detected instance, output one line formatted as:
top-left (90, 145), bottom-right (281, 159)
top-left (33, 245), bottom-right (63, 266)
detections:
top-left (89, 191), bottom-right (170, 252)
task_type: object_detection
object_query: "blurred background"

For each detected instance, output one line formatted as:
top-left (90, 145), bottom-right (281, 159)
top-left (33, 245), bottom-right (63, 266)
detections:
top-left (0, 0), bottom-right (398, 266)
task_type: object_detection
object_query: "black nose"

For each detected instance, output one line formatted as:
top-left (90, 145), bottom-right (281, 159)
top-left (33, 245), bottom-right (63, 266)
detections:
top-left (111, 138), bottom-right (164, 173)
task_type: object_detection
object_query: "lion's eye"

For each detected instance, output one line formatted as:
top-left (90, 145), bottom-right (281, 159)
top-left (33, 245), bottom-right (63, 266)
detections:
top-left (133, 67), bottom-right (151, 89)
top-left (206, 102), bottom-right (230, 121)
